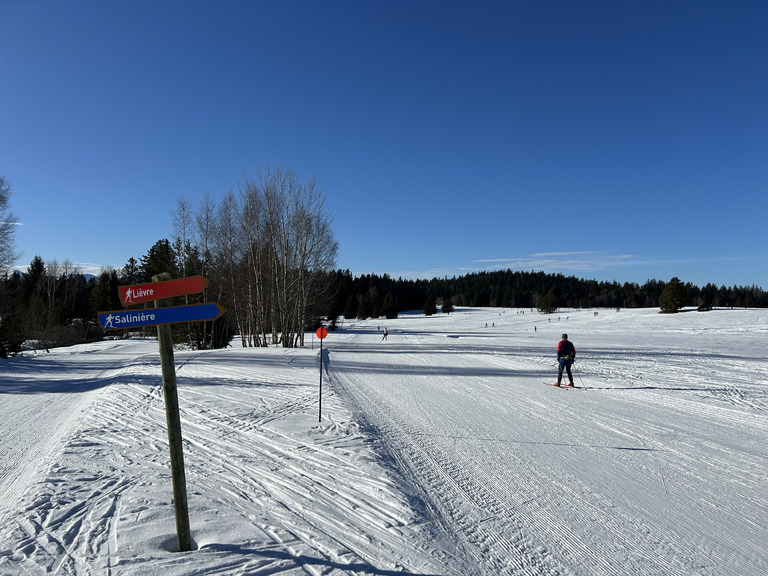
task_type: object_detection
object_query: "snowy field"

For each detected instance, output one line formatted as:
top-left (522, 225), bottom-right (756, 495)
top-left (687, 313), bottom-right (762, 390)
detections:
top-left (0, 306), bottom-right (766, 575)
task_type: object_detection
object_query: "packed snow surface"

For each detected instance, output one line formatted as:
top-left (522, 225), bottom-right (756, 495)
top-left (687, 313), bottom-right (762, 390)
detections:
top-left (0, 307), bottom-right (766, 575)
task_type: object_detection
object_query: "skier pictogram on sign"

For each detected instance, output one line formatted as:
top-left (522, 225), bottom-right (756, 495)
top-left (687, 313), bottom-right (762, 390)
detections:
top-left (98, 302), bottom-right (226, 330)
top-left (119, 275), bottom-right (207, 306)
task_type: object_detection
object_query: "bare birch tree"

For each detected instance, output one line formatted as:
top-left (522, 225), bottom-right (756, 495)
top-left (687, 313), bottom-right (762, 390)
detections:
top-left (0, 174), bottom-right (19, 275)
top-left (177, 165), bottom-right (337, 348)
top-left (257, 166), bottom-right (336, 347)
top-left (213, 191), bottom-right (249, 346)
top-left (173, 198), bottom-right (194, 278)
top-left (238, 174), bottom-right (269, 346)
top-left (194, 192), bottom-right (216, 346)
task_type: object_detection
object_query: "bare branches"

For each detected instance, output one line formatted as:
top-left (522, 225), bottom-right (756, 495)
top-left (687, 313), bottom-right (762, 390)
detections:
top-left (0, 174), bottom-right (20, 275)
top-left (181, 166), bottom-right (337, 348)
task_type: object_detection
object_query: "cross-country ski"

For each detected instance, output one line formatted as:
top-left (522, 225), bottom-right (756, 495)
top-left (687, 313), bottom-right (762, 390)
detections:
top-left (547, 382), bottom-right (588, 390)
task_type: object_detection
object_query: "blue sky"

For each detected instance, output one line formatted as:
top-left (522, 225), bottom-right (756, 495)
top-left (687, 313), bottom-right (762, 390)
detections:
top-left (1, 0), bottom-right (766, 289)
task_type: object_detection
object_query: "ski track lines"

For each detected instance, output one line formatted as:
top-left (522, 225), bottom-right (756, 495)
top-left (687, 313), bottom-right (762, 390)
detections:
top-left (0, 346), bottom-right (118, 517)
top-left (0, 340), bottom-right (158, 575)
top-left (1, 342), bottom-right (451, 575)
top-left (0, 339), bottom-right (155, 513)
top-left (1, 309), bottom-right (766, 576)
top-left (169, 350), bottom-right (458, 575)
top-left (327, 328), bottom-right (767, 576)
top-left (331, 341), bottom-right (566, 576)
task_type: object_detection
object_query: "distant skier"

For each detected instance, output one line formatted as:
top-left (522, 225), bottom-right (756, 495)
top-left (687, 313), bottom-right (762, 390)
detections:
top-left (381, 327), bottom-right (388, 341)
top-left (555, 333), bottom-right (576, 387)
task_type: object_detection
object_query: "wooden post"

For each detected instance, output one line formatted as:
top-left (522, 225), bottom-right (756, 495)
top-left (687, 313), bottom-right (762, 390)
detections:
top-left (153, 273), bottom-right (192, 552)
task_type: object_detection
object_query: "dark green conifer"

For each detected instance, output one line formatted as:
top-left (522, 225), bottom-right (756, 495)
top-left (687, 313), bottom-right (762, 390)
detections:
top-left (424, 295), bottom-right (437, 316)
top-left (659, 277), bottom-right (688, 313)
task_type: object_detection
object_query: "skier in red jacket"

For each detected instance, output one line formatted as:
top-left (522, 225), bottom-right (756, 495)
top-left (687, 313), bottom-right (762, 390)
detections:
top-left (556, 334), bottom-right (576, 387)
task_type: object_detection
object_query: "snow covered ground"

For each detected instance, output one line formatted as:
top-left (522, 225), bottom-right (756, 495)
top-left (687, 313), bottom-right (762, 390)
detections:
top-left (0, 307), bottom-right (766, 575)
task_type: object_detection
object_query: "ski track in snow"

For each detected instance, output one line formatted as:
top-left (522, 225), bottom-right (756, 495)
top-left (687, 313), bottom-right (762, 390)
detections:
top-left (327, 308), bottom-right (768, 576)
top-left (0, 307), bottom-right (766, 575)
top-left (0, 338), bottom-right (453, 575)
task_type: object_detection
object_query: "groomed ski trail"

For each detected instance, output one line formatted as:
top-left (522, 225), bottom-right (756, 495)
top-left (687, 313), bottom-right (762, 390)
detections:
top-left (326, 317), bottom-right (767, 576)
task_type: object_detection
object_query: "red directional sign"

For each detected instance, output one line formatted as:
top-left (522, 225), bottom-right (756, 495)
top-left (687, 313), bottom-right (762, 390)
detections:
top-left (119, 276), bottom-right (207, 306)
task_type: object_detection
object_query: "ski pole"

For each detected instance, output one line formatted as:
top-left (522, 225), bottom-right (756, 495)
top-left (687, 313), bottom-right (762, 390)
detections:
top-left (574, 364), bottom-right (587, 390)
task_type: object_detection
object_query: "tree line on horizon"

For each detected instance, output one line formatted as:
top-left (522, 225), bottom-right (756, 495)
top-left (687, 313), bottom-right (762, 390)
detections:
top-left (1, 257), bottom-right (765, 357)
top-left (1, 169), bottom-right (766, 357)
top-left (325, 269), bottom-right (767, 322)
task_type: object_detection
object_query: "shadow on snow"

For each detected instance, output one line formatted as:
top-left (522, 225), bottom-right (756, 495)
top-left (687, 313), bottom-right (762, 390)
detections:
top-left (199, 543), bottom-right (444, 576)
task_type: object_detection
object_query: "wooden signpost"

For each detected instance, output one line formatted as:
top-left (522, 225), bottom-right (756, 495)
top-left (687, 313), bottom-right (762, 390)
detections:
top-left (98, 274), bottom-right (224, 553)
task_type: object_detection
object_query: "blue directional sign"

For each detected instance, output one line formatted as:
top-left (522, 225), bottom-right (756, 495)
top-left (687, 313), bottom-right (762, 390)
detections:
top-left (98, 303), bottom-right (226, 330)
